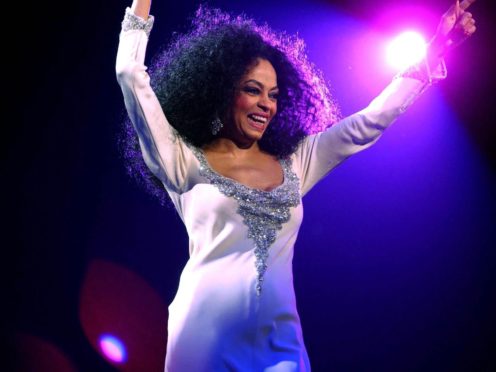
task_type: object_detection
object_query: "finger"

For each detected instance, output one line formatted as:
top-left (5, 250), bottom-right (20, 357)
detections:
top-left (459, 26), bottom-right (476, 41)
top-left (444, 1), bottom-right (458, 17)
top-left (460, 0), bottom-right (476, 11)
top-left (467, 16), bottom-right (476, 25)
top-left (460, 22), bottom-right (476, 37)
top-left (465, 22), bottom-right (476, 33)
top-left (458, 12), bottom-right (473, 26)
top-left (454, 0), bottom-right (461, 17)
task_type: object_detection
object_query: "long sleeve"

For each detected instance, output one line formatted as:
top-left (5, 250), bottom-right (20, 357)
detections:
top-left (293, 63), bottom-right (446, 197)
top-left (115, 9), bottom-right (194, 193)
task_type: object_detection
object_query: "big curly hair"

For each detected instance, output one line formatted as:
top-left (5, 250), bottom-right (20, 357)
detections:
top-left (120, 6), bottom-right (340, 206)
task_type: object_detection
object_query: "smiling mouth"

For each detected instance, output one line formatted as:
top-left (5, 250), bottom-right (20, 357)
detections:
top-left (247, 114), bottom-right (268, 131)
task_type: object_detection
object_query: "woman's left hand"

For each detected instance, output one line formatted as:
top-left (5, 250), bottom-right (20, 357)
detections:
top-left (429, 0), bottom-right (477, 58)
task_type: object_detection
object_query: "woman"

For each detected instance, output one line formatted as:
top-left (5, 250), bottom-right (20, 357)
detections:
top-left (116, 0), bottom-right (477, 370)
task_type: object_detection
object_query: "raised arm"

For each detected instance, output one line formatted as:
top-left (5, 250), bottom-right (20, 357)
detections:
top-left (116, 0), bottom-right (194, 193)
top-left (130, 0), bottom-right (151, 20)
top-left (294, 0), bottom-right (477, 196)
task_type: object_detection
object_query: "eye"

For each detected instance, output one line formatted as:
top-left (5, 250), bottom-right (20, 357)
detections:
top-left (269, 92), bottom-right (279, 100)
top-left (243, 86), bottom-right (260, 95)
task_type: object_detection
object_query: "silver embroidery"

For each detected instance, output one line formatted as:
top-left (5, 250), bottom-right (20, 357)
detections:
top-left (122, 7), bottom-right (155, 38)
top-left (192, 148), bottom-right (301, 296)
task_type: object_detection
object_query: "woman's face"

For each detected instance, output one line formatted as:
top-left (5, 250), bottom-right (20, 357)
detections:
top-left (225, 58), bottom-right (279, 145)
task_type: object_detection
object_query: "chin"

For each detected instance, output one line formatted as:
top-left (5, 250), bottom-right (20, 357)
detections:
top-left (244, 122), bottom-right (268, 139)
top-left (245, 128), bottom-right (266, 142)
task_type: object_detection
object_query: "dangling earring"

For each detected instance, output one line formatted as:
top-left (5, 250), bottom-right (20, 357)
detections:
top-left (211, 116), bottom-right (223, 135)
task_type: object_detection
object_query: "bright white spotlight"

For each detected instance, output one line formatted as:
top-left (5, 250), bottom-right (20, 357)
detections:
top-left (386, 31), bottom-right (427, 71)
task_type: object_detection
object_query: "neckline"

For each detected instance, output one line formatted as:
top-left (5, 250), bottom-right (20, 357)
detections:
top-left (195, 148), bottom-right (287, 194)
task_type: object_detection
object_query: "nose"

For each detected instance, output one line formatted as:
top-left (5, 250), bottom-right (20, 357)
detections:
top-left (257, 94), bottom-right (273, 112)
top-left (257, 102), bottom-right (269, 112)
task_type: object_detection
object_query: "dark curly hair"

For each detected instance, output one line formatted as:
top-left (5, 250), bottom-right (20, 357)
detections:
top-left (120, 5), bottom-right (340, 206)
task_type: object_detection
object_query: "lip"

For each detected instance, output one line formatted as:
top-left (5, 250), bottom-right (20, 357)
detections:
top-left (247, 116), bottom-right (266, 132)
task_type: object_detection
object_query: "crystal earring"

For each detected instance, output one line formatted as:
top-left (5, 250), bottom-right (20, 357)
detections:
top-left (211, 116), bottom-right (223, 135)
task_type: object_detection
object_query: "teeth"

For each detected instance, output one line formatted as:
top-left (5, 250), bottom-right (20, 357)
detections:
top-left (249, 115), bottom-right (267, 123)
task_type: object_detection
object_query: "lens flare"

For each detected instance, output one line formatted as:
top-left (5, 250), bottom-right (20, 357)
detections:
top-left (99, 334), bottom-right (127, 363)
top-left (386, 31), bottom-right (427, 71)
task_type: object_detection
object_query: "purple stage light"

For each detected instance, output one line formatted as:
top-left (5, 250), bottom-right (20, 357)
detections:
top-left (99, 334), bottom-right (127, 363)
top-left (386, 31), bottom-right (427, 71)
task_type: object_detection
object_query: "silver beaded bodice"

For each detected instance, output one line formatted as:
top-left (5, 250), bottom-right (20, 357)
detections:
top-left (192, 149), bottom-right (301, 295)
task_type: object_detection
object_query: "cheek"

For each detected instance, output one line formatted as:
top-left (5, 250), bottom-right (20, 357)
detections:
top-left (233, 94), bottom-right (253, 114)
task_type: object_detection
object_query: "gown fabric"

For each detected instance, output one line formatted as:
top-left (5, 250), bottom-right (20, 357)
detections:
top-left (116, 13), bottom-right (445, 372)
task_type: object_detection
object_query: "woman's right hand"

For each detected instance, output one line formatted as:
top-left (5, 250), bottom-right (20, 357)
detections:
top-left (429, 0), bottom-right (477, 58)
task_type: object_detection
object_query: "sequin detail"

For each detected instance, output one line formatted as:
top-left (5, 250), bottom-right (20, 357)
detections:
top-left (394, 57), bottom-right (446, 97)
top-left (395, 61), bottom-right (431, 84)
top-left (192, 148), bottom-right (301, 296)
top-left (122, 7), bottom-right (155, 38)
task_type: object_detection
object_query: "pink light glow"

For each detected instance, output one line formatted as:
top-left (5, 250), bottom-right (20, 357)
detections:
top-left (99, 334), bottom-right (127, 363)
top-left (79, 260), bottom-right (168, 371)
top-left (386, 31), bottom-right (427, 71)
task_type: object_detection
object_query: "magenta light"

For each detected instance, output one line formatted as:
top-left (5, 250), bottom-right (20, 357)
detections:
top-left (99, 334), bottom-right (127, 363)
top-left (386, 31), bottom-right (427, 71)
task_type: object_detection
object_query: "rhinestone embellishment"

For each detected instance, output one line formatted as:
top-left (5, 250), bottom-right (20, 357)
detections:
top-left (192, 148), bottom-right (301, 295)
top-left (122, 7), bottom-right (155, 38)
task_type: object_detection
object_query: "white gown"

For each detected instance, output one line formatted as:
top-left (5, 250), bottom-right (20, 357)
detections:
top-left (116, 10), bottom-right (445, 372)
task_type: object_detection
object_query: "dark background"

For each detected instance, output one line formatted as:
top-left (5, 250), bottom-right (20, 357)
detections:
top-left (6, 0), bottom-right (495, 371)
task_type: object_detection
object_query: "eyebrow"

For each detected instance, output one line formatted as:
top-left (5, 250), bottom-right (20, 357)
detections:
top-left (243, 79), bottom-right (279, 91)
